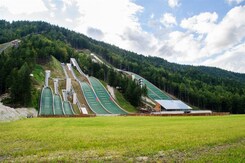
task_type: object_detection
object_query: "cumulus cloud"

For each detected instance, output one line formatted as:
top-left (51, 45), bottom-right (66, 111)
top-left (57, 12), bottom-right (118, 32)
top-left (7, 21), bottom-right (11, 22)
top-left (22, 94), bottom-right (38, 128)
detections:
top-left (180, 12), bottom-right (218, 34)
top-left (42, 0), bottom-right (81, 23)
top-left (205, 6), bottom-right (245, 54)
top-left (203, 43), bottom-right (245, 73)
top-left (160, 13), bottom-right (177, 27)
top-left (0, 0), bottom-right (47, 14)
top-left (0, 0), bottom-right (81, 29)
top-left (73, 0), bottom-right (144, 51)
top-left (154, 6), bottom-right (245, 73)
top-left (87, 27), bottom-right (104, 40)
top-left (155, 6), bottom-right (245, 72)
top-left (121, 28), bottom-right (158, 55)
top-left (157, 31), bottom-right (202, 62)
top-left (168, 0), bottom-right (180, 8)
top-left (226, 0), bottom-right (245, 4)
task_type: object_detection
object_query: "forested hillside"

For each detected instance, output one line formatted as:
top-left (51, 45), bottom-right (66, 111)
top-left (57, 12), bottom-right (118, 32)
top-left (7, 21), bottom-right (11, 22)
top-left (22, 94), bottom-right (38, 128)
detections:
top-left (0, 20), bottom-right (244, 113)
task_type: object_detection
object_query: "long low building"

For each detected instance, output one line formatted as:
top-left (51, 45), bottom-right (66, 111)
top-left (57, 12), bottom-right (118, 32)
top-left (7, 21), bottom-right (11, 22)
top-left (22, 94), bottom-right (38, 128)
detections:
top-left (155, 100), bottom-right (192, 112)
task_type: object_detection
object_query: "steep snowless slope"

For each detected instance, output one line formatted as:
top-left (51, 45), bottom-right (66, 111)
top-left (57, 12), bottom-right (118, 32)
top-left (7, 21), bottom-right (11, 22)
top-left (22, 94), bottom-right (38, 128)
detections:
top-left (0, 20), bottom-right (245, 113)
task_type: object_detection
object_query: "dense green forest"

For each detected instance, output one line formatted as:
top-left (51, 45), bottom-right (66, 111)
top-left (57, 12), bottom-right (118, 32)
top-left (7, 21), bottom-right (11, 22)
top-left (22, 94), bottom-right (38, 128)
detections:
top-left (0, 25), bottom-right (144, 108)
top-left (0, 20), bottom-right (245, 113)
top-left (0, 34), bottom-right (76, 107)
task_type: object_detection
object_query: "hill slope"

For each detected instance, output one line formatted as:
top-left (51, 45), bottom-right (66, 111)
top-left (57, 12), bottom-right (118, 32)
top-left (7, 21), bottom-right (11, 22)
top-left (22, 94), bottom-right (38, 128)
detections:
top-left (0, 20), bottom-right (244, 113)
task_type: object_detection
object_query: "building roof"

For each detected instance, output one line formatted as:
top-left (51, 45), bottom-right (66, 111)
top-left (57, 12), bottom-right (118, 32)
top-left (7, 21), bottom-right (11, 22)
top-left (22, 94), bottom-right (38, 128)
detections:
top-left (155, 100), bottom-right (192, 110)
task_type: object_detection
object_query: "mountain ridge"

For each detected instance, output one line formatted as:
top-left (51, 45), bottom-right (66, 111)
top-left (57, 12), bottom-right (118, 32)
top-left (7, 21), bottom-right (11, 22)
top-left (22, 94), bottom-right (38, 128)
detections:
top-left (0, 20), bottom-right (244, 113)
top-left (1, 20), bottom-right (244, 77)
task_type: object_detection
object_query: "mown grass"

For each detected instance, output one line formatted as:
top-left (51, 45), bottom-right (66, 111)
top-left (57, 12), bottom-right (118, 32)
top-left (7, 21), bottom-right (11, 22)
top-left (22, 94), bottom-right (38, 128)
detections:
top-left (32, 64), bottom-right (45, 85)
top-left (0, 115), bottom-right (244, 162)
top-left (0, 42), bottom-right (12, 54)
top-left (43, 56), bottom-right (65, 78)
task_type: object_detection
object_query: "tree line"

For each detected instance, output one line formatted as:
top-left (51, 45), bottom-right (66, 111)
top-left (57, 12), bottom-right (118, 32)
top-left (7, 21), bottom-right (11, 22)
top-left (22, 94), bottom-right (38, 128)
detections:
top-left (0, 34), bottom-right (75, 107)
top-left (0, 20), bottom-right (244, 113)
top-left (0, 32), bottom-right (145, 108)
top-left (76, 53), bottom-right (146, 107)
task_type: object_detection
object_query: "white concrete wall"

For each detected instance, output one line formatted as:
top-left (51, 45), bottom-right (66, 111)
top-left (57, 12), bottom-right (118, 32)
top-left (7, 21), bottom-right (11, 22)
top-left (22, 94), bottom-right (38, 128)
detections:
top-left (66, 78), bottom-right (71, 92)
top-left (73, 93), bottom-right (77, 104)
top-left (54, 79), bottom-right (58, 94)
top-left (67, 63), bottom-right (71, 70)
top-left (45, 70), bottom-right (51, 87)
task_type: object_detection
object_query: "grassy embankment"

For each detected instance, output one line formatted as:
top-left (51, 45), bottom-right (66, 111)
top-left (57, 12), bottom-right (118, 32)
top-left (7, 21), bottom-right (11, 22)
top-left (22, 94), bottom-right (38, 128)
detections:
top-left (100, 80), bottom-right (137, 113)
top-left (0, 42), bottom-right (12, 54)
top-left (0, 115), bottom-right (244, 162)
top-left (32, 56), bottom-right (64, 91)
top-left (31, 56), bottom-right (64, 110)
top-left (114, 89), bottom-right (138, 113)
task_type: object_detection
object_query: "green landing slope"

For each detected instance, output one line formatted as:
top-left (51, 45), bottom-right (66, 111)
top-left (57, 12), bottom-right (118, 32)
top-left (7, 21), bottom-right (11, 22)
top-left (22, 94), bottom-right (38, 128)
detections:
top-left (133, 73), bottom-right (171, 100)
top-left (39, 87), bottom-right (53, 115)
top-left (80, 82), bottom-right (110, 114)
top-left (53, 95), bottom-right (64, 115)
top-left (63, 101), bottom-right (74, 115)
top-left (89, 77), bottom-right (127, 114)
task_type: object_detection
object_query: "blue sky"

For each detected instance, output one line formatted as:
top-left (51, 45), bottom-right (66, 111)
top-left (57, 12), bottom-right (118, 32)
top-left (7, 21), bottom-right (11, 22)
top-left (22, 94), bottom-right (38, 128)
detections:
top-left (0, 0), bottom-right (245, 73)
top-left (137, 0), bottom-right (233, 31)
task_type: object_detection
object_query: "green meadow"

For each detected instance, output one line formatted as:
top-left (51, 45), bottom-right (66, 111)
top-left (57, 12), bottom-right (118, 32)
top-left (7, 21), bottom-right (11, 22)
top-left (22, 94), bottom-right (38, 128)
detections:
top-left (0, 115), bottom-right (244, 162)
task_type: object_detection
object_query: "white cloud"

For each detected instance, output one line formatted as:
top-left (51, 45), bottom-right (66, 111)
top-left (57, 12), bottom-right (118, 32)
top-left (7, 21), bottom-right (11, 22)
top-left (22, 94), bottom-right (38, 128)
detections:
top-left (0, 0), bottom-right (82, 29)
top-left (121, 27), bottom-right (159, 55)
top-left (157, 31), bottom-right (202, 62)
top-left (87, 27), bottom-right (104, 40)
top-left (180, 12), bottom-right (218, 34)
top-left (65, 18), bottom-right (72, 23)
top-left (73, 0), bottom-right (144, 50)
top-left (154, 6), bottom-right (245, 73)
top-left (168, 0), bottom-right (180, 8)
top-left (150, 13), bottom-right (155, 19)
top-left (205, 6), bottom-right (245, 54)
top-left (0, 0), bottom-right (47, 14)
top-left (226, 0), bottom-right (245, 4)
top-left (203, 43), bottom-right (245, 73)
top-left (160, 13), bottom-right (177, 27)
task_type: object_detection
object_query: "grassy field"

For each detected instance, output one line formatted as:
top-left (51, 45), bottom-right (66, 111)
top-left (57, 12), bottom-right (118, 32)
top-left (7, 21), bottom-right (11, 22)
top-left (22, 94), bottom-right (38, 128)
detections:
top-left (0, 115), bottom-right (244, 162)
